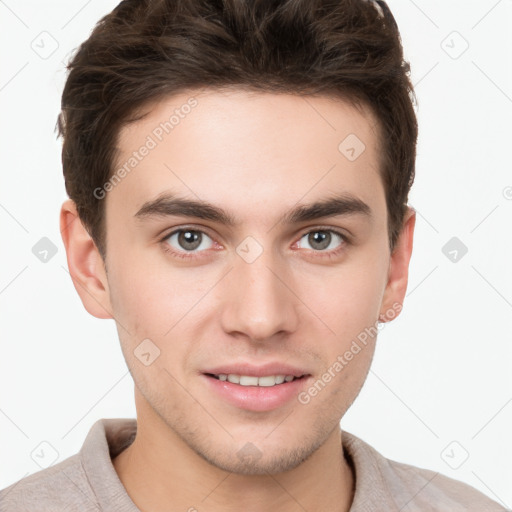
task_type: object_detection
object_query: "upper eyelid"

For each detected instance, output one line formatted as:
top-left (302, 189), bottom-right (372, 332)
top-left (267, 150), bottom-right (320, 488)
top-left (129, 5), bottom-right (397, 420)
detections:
top-left (162, 225), bottom-right (217, 244)
top-left (296, 228), bottom-right (349, 249)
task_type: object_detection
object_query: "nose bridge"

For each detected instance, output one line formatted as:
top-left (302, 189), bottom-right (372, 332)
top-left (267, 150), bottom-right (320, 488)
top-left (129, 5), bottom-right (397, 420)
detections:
top-left (220, 237), bottom-right (298, 341)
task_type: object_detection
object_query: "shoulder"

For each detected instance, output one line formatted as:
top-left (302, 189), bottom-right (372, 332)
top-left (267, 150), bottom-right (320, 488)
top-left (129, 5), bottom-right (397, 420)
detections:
top-left (0, 454), bottom-right (99, 512)
top-left (383, 456), bottom-right (507, 511)
top-left (342, 431), bottom-right (509, 511)
top-left (0, 418), bottom-right (138, 512)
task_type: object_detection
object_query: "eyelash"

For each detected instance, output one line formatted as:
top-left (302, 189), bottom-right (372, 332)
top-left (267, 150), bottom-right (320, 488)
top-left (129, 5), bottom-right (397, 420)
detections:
top-left (159, 226), bottom-right (350, 261)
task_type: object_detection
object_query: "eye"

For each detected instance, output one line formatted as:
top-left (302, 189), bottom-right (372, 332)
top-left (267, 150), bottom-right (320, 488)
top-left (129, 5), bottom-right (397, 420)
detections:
top-left (297, 229), bottom-right (347, 252)
top-left (164, 229), bottom-right (214, 253)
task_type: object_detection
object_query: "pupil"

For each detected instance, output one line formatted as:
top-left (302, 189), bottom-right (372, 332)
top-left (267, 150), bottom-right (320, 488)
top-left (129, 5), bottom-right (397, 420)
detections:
top-left (309, 231), bottom-right (330, 250)
top-left (179, 230), bottom-right (201, 250)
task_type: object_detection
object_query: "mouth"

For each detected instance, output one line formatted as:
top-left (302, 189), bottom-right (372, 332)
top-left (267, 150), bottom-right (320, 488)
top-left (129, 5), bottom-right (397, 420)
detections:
top-left (202, 371), bottom-right (311, 412)
top-left (204, 373), bottom-right (307, 387)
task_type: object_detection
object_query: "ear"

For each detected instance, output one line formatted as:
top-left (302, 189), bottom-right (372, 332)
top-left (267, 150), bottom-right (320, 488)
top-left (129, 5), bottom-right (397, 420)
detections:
top-left (60, 199), bottom-right (113, 319)
top-left (378, 206), bottom-right (416, 323)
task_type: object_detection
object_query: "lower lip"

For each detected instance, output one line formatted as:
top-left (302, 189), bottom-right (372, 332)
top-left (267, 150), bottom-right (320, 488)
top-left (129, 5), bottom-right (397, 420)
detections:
top-left (202, 374), bottom-right (310, 412)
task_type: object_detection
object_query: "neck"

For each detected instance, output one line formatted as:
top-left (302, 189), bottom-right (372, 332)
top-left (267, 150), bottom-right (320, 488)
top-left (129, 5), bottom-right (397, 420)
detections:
top-left (113, 422), bottom-right (354, 512)
top-left (113, 394), bottom-right (355, 512)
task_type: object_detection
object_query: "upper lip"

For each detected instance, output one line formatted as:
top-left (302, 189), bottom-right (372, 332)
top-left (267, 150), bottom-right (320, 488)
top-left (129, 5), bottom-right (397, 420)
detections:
top-left (203, 362), bottom-right (310, 378)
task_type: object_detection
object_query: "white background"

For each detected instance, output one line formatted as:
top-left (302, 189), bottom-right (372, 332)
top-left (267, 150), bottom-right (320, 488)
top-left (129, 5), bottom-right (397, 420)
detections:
top-left (1, 0), bottom-right (511, 507)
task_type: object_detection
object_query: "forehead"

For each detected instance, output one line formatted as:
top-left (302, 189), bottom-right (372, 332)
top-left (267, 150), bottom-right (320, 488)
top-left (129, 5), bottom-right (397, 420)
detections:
top-left (109, 88), bottom-right (385, 224)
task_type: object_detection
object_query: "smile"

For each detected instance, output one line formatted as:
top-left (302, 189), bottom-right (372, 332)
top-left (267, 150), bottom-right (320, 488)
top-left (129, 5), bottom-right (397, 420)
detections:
top-left (207, 373), bottom-right (304, 387)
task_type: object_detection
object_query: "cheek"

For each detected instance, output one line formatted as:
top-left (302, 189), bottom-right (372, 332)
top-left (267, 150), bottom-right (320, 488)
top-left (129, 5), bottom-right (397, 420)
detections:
top-left (106, 252), bottom-right (211, 369)
top-left (107, 248), bottom-right (192, 331)
top-left (109, 264), bottom-right (194, 390)
top-left (305, 258), bottom-right (387, 343)
top-left (108, 271), bottom-right (166, 337)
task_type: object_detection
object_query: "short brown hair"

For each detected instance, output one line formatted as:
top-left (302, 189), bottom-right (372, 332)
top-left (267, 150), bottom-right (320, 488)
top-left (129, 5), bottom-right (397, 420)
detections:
top-left (57, 0), bottom-right (417, 260)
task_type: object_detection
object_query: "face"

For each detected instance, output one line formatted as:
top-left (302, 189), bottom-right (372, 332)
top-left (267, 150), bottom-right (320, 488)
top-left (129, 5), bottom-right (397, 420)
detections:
top-left (64, 88), bottom-right (414, 475)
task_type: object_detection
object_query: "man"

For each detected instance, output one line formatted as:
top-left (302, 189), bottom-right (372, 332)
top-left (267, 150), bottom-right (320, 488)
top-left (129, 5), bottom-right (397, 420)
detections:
top-left (0, 0), bottom-right (507, 510)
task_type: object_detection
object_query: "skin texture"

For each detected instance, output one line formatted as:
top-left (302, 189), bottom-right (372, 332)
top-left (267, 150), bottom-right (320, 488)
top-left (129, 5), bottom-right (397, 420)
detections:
top-left (60, 88), bottom-right (415, 512)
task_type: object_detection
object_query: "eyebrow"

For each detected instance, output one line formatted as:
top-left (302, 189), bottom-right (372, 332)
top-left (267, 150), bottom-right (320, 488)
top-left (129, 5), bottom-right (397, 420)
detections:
top-left (134, 192), bottom-right (372, 226)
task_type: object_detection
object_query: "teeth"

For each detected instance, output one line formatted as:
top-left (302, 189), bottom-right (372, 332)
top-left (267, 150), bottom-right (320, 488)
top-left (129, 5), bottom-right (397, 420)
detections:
top-left (239, 375), bottom-right (259, 386)
top-left (215, 374), bottom-right (299, 387)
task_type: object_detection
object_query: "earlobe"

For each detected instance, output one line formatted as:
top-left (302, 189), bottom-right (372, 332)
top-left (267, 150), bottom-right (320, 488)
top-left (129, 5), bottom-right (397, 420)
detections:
top-left (59, 199), bottom-right (114, 319)
top-left (378, 206), bottom-right (416, 323)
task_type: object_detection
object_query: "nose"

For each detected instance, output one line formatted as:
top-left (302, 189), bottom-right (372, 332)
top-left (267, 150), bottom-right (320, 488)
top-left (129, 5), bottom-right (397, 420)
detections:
top-left (219, 245), bottom-right (300, 343)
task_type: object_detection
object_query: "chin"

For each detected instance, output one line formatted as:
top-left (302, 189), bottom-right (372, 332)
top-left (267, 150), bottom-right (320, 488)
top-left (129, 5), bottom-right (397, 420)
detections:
top-left (193, 437), bottom-right (324, 476)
